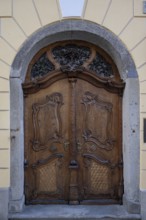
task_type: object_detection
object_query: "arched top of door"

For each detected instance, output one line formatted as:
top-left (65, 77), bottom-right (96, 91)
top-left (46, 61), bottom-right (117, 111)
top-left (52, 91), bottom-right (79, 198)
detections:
top-left (23, 40), bottom-right (125, 95)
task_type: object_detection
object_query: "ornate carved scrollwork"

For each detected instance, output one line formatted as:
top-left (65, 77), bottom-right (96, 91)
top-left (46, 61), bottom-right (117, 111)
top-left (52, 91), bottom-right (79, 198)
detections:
top-left (23, 42), bottom-right (125, 96)
top-left (30, 43), bottom-right (115, 79)
top-left (32, 93), bottom-right (64, 151)
top-left (31, 53), bottom-right (55, 79)
top-left (89, 52), bottom-right (113, 77)
top-left (32, 153), bottom-right (64, 168)
top-left (83, 154), bottom-right (110, 165)
top-left (81, 91), bottom-right (115, 151)
top-left (82, 91), bottom-right (113, 112)
top-left (52, 44), bottom-right (91, 72)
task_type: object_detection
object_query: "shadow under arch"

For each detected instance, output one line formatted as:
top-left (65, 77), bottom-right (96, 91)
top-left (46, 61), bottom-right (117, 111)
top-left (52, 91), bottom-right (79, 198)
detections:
top-left (10, 20), bottom-right (140, 214)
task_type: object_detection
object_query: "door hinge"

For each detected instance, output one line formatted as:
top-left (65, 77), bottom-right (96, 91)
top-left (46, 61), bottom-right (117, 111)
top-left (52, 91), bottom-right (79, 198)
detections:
top-left (24, 159), bottom-right (29, 168)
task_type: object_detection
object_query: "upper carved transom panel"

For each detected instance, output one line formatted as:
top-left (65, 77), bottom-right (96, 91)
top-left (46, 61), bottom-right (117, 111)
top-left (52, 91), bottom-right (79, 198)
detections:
top-left (52, 44), bottom-right (91, 71)
top-left (25, 41), bottom-right (120, 83)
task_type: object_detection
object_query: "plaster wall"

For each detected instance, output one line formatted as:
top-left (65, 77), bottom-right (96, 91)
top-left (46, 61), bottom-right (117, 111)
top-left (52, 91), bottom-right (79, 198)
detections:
top-left (0, 0), bottom-right (146, 218)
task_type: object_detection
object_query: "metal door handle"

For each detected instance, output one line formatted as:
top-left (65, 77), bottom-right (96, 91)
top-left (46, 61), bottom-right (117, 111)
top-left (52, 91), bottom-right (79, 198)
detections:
top-left (24, 159), bottom-right (28, 168)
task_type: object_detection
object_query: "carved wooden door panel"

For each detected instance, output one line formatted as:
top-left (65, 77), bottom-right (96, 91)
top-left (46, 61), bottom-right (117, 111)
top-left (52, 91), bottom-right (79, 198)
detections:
top-left (24, 41), bottom-right (124, 205)
top-left (24, 79), bottom-right (71, 204)
top-left (75, 79), bottom-right (123, 204)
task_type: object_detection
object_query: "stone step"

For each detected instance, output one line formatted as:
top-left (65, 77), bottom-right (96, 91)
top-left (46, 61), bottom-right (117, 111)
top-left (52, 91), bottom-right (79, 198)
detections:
top-left (8, 205), bottom-right (141, 220)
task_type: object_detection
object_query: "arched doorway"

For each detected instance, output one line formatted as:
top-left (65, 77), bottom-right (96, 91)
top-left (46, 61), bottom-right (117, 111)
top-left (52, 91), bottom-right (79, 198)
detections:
top-left (9, 20), bottom-right (140, 214)
top-left (23, 41), bottom-right (124, 205)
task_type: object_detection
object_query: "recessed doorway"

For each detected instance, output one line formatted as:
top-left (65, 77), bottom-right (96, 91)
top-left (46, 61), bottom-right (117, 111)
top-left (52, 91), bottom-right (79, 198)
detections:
top-left (23, 41), bottom-right (124, 205)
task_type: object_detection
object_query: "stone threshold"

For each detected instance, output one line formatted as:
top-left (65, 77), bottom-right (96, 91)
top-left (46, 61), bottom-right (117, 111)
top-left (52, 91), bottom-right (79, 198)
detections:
top-left (9, 205), bottom-right (141, 220)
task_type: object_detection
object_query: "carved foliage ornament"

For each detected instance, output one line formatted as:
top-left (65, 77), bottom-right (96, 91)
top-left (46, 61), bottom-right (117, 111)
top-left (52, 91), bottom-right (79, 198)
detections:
top-left (30, 43), bottom-right (115, 80)
top-left (89, 53), bottom-right (113, 78)
top-left (31, 53), bottom-right (55, 80)
top-left (52, 44), bottom-right (91, 71)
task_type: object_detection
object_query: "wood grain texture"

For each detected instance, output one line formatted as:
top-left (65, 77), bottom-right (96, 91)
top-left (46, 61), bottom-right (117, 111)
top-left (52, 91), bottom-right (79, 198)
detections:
top-left (24, 41), bottom-right (124, 205)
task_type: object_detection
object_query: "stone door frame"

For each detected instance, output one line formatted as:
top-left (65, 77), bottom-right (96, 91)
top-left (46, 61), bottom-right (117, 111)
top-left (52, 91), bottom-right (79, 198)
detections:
top-left (9, 20), bottom-right (140, 214)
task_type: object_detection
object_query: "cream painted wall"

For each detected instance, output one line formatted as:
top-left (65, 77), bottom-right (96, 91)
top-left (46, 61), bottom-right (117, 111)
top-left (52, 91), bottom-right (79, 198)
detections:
top-left (0, 0), bottom-right (146, 189)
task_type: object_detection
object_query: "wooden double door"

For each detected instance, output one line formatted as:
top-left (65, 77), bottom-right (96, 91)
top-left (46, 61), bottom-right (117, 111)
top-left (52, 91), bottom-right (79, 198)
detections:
top-left (24, 74), bottom-right (123, 205)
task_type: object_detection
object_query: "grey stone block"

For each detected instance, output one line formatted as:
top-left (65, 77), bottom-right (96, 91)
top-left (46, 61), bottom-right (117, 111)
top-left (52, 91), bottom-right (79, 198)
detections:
top-left (9, 196), bottom-right (24, 213)
top-left (141, 190), bottom-right (146, 220)
top-left (122, 78), bottom-right (140, 212)
top-left (8, 204), bottom-right (141, 220)
top-left (123, 195), bottom-right (140, 214)
top-left (10, 78), bottom-right (24, 204)
top-left (0, 188), bottom-right (9, 220)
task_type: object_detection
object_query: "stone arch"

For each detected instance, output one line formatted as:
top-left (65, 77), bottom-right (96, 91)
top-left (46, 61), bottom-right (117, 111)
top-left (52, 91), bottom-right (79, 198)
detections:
top-left (9, 20), bottom-right (140, 213)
